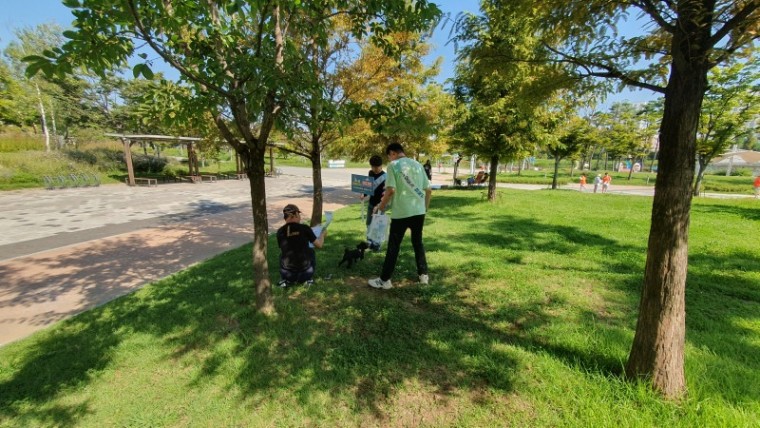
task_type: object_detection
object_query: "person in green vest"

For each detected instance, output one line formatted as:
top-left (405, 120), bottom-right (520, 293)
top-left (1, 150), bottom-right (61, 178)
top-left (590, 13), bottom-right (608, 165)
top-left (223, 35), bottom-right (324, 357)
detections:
top-left (368, 143), bottom-right (432, 290)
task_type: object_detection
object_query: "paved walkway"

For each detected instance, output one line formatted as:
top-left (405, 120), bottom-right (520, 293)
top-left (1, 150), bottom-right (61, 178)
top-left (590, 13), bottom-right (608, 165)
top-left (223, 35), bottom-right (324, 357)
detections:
top-left (0, 166), bottom-right (367, 346)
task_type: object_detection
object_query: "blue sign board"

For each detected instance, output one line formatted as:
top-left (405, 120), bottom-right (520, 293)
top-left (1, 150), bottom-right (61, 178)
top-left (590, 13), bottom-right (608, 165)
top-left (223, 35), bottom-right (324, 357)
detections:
top-left (351, 174), bottom-right (374, 194)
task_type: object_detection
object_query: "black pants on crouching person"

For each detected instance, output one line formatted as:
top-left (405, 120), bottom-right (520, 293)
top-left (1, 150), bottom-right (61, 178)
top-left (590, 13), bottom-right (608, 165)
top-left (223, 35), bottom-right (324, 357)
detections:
top-left (380, 214), bottom-right (427, 281)
top-left (280, 249), bottom-right (316, 284)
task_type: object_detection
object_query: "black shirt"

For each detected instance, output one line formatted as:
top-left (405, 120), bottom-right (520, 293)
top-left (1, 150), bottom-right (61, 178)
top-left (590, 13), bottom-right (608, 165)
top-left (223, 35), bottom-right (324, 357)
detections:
top-left (368, 170), bottom-right (386, 205)
top-left (277, 222), bottom-right (317, 271)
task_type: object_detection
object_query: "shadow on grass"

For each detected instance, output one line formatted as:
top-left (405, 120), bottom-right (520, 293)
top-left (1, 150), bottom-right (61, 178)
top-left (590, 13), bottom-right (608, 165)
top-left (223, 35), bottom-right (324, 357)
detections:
top-left (1, 191), bottom-right (757, 423)
top-left (690, 203), bottom-right (760, 222)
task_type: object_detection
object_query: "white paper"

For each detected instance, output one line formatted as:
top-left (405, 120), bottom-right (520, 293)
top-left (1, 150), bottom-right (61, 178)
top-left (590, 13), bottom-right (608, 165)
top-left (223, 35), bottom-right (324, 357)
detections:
top-left (308, 212), bottom-right (332, 248)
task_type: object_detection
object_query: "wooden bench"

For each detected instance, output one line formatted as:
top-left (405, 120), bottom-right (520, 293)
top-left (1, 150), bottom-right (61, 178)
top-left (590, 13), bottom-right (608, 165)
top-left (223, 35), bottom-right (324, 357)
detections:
top-left (200, 175), bottom-right (217, 183)
top-left (126, 177), bottom-right (158, 187)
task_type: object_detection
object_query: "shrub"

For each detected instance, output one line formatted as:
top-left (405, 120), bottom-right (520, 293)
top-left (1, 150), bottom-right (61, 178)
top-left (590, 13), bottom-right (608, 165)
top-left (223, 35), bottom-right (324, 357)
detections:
top-left (64, 150), bottom-right (98, 165)
top-left (131, 154), bottom-right (168, 174)
top-left (162, 162), bottom-right (186, 178)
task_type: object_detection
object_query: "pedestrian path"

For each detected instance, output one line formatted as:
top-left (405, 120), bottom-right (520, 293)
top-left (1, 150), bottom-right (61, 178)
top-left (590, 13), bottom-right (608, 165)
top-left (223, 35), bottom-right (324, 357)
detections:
top-left (0, 168), bottom-right (357, 346)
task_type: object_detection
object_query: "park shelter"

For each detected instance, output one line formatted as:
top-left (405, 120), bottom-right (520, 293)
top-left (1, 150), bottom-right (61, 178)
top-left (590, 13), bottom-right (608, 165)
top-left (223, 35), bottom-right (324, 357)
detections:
top-left (105, 133), bottom-right (205, 186)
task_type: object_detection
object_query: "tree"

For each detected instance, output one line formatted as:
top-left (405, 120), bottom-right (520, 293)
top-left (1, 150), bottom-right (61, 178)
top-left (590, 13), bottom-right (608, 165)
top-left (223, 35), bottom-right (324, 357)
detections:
top-left (0, 57), bottom-right (37, 128)
top-left (604, 102), bottom-right (645, 176)
top-left (334, 32), bottom-right (445, 162)
top-left (451, 3), bottom-right (573, 200)
top-left (693, 60), bottom-right (759, 195)
top-left (5, 24), bottom-right (68, 149)
top-left (29, 1), bottom-right (441, 314)
top-left (487, 0), bottom-right (759, 397)
top-left (547, 116), bottom-right (590, 189)
top-left (282, 26), bottom-right (440, 226)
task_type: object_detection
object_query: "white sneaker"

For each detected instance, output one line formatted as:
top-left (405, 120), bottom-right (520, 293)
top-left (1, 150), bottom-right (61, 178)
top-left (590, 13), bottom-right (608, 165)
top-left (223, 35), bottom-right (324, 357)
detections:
top-left (368, 278), bottom-right (392, 289)
top-left (419, 274), bottom-right (429, 285)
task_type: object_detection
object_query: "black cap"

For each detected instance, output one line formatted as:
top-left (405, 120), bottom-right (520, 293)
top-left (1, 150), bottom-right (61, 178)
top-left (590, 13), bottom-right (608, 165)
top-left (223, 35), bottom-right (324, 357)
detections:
top-left (283, 204), bottom-right (301, 215)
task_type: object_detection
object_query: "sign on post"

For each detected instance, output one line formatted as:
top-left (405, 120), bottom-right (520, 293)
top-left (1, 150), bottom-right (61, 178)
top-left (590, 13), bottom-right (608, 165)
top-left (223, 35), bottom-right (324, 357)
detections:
top-left (351, 174), bottom-right (374, 194)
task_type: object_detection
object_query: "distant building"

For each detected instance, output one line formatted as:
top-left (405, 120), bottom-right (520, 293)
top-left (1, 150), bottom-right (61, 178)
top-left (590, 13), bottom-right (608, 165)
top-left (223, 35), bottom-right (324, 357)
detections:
top-left (710, 150), bottom-right (760, 175)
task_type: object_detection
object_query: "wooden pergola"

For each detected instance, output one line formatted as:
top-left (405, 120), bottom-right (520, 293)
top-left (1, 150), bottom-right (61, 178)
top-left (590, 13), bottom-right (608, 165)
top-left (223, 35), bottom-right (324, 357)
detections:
top-left (105, 133), bottom-right (206, 186)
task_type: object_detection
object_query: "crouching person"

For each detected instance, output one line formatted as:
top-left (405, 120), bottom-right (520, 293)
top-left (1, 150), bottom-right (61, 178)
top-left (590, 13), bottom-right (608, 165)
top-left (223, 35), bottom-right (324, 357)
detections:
top-left (277, 204), bottom-right (326, 287)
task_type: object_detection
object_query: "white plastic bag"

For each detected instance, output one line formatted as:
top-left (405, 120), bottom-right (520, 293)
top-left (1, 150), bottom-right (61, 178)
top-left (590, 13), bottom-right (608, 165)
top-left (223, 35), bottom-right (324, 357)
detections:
top-left (367, 213), bottom-right (390, 245)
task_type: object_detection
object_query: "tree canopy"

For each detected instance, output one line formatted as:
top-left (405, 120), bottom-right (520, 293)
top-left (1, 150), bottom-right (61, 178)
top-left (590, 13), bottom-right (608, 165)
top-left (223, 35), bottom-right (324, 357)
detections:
top-left (28, 0), bottom-right (442, 314)
top-left (470, 0), bottom-right (759, 398)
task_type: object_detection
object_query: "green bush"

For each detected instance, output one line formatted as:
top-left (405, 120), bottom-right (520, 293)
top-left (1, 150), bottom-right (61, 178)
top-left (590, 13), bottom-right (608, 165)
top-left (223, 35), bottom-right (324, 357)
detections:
top-left (162, 162), bottom-right (186, 178)
top-left (131, 154), bottom-right (168, 174)
top-left (64, 150), bottom-right (98, 165)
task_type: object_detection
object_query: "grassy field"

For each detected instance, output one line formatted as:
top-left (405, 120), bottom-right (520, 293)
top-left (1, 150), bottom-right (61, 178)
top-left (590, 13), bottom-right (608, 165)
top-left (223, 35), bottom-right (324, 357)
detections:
top-left (0, 190), bottom-right (758, 427)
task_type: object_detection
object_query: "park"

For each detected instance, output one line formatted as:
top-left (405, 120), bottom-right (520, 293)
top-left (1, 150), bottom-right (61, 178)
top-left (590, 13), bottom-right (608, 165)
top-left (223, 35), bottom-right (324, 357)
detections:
top-left (1, 0), bottom-right (759, 426)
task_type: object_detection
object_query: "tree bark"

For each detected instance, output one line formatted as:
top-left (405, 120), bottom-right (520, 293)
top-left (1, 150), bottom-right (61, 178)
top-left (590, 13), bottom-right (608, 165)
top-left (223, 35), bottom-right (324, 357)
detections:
top-left (244, 147), bottom-right (274, 315)
top-left (693, 157), bottom-right (709, 196)
top-left (552, 154), bottom-right (560, 189)
top-left (35, 83), bottom-right (50, 152)
top-left (487, 154), bottom-right (499, 201)
top-left (625, 14), bottom-right (710, 398)
top-left (310, 145), bottom-right (324, 226)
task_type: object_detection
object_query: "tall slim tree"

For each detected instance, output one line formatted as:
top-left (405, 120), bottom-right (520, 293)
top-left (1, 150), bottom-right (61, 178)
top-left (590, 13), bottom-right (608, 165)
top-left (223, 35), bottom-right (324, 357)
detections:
top-left (28, 1), bottom-right (441, 314)
top-left (5, 24), bottom-right (68, 150)
top-left (547, 116), bottom-right (590, 189)
top-left (693, 60), bottom-right (759, 195)
top-left (486, 0), bottom-right (760, 397)
top-left (451, 3), bottom-right (574, 200)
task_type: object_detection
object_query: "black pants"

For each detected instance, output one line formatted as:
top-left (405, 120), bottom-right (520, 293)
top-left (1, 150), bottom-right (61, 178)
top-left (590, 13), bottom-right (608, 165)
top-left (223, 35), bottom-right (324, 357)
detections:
top-left (280, 249), bottom-right (316, 283)
top-left (380, 214), bottom-right (427, 281)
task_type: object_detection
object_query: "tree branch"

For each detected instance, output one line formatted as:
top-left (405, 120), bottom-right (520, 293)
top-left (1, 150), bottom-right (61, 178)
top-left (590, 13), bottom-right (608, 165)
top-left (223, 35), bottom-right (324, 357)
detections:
top-left (544, 44), bottom-right (666, 94)
top-left (708, 2), bottom-right (760, 49)
top-left (631, 0), bottom-right (677, 33)
top-left (125, 0), bottom-right (231, 97)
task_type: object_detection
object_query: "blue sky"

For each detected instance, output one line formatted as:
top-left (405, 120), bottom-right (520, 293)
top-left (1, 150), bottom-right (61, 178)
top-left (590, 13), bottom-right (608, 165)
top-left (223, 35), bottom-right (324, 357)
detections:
top-left (1, 0), bottom-right (657, 107)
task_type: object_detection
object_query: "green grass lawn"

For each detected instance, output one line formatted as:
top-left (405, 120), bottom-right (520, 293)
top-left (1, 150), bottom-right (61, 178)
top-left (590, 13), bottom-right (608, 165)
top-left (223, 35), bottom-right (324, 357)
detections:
top-left (0, 190), bottom-right (758, 426)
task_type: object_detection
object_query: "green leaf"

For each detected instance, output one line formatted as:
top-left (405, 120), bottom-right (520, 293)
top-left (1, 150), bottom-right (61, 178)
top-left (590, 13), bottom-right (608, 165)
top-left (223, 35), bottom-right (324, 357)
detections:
top-left (141, 65), bottom-right (154, 80)
top-left (132, 63), bottom-right (146, 79)
top-left (133, 63), bottom-right (154, 80)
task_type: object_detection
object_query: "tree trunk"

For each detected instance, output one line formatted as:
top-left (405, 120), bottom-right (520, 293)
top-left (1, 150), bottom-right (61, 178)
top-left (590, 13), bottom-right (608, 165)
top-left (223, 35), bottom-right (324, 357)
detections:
top-left (487, 154), bottom-right (499, 201)
top-left (310, 147), bottom-right (323, 226)
top-left (49, 102), bottom-right (60, 149)
top-left (625, 22), bottom-right (709, 398)
top-left (552, 155), bottom-right (560, 189)
top-left (244, 147), bottom-right (274, 315)
top-left (693, 157), bottom-right (708, 196)
top-left (627, 158), bottom-right (635, 180)
top-left (35, 83), bottom-right (50, 152)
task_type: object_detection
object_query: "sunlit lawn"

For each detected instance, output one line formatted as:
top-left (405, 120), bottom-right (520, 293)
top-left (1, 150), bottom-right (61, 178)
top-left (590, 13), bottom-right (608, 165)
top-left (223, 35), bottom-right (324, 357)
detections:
top-left (0, 190), bottom-right (758, 426)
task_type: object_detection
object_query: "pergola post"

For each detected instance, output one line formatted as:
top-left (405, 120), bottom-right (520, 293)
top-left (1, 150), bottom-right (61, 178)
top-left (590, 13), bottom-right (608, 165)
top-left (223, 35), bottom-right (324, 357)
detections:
top-left (235, 152), bottom-right (243, 175)
top-left (186, 142), bottom-right (199, 177)
top-left (269, 146), bottom-right (274, 176)
top-left (122, 137), bottom-right (136, 186)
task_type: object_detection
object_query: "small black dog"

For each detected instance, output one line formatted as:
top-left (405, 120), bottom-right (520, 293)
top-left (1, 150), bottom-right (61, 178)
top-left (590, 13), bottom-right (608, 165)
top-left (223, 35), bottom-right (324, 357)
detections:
top-left (338, 242), bottom-right (369, 268)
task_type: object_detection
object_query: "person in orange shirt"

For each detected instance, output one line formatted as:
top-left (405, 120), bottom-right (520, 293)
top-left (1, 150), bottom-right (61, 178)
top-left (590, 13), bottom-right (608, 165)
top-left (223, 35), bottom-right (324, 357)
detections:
top-left (754, 175), bottom-right (760, 199)
top-left (579, 174), bottom-right (587, 192)
top-left (601, 172), bottom-right (611, 193)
